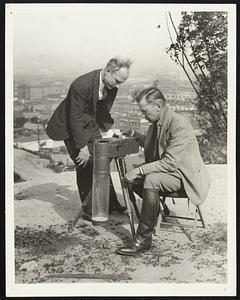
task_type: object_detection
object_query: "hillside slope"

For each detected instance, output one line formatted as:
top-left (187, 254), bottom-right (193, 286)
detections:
top-left (14, 148), bottom-right (55, 181)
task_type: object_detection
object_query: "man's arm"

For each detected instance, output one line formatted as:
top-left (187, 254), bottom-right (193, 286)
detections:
top-left (96, 104), bottom-right (114, 131)
top-left (141, 120), bottom-right (190, 174)
top-left (68, 84), bottom-right (95, 149)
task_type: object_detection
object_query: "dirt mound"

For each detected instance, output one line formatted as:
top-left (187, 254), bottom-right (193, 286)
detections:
top-left (14, 149), bottom-right (54, 181)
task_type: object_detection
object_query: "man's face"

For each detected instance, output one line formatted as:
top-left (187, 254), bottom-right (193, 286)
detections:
top-left (103, 67), bottom-right (129, 89)
top-left (138, 98), bottom-right (160, 123)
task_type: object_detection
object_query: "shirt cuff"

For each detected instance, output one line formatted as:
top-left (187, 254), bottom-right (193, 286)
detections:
top-left (139, 166), bottom-right (144, 175)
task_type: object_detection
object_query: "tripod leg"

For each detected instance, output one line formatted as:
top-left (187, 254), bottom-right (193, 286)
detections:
top-left (115, 158), bottom-right (135, 237)
top-left (122, 159), bottom-right (140, 220)
top-left (68, 207), bottom-right (83, 233)
top-left (68, 189), bottom-right (92, 232)
top-left (128, 189), bottom-right (140, 220)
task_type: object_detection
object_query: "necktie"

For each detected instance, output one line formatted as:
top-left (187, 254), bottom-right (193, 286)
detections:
top-left (151, 122), bottom-right (159, 162)
top-left (102, 86), bottom-right (108, 100)
top-left (145, 122), bottom-right (159, 163)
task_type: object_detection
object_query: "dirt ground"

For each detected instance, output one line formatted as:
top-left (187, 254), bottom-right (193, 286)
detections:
top-left (14, 158), bottom-right (227, 284)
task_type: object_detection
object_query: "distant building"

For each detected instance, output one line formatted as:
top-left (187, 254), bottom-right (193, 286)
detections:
top-left (14, 110), bottom-right (24, 119)
top-left (47, 93), bottom-right (66, 101)
top-left (22, 111), bottom-right (41, 119)
top-left (17, 84), bottom-right (31, 101)
top-left (38, 110), bottom-right (54, 120)
top-left (14, 127), bottom-right (35, 138)
top-left (23, 122), bottom-right (44, 132)
top-left (113, 114), bottom-right (149, 134)
top-left (14, 133), bottom-right (64, 153)
top-left (112, 98), bottom-right (140, 115)
top-left (155, 72), bottom-right (179, 81)
top-left (17, 84), bottom-right (65, 102)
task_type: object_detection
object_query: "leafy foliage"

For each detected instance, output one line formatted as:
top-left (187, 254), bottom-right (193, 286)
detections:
top-left (166, 12), bottom-right (227, 163)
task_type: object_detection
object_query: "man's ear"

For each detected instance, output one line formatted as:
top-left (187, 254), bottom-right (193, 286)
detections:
top-left (156, 99), bottom-right (162, 107)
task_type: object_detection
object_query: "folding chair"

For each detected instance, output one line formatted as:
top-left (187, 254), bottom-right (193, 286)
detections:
top-left (154, 189), bottom-right (206, 235)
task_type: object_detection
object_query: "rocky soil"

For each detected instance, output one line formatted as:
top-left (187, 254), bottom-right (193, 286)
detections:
top-left (14, 161), bottom-right (227, 284)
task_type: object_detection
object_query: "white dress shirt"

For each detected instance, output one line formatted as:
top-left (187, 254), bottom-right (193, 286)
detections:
top-left (98, 71), bottom-right (105, 100)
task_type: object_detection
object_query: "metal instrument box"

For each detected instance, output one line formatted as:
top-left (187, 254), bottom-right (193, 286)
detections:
top-left (94, 137), bottom-right (139, 159)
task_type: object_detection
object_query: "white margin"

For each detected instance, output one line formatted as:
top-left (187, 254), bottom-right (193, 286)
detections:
top-left (5, 3), bottom-right (236, 297)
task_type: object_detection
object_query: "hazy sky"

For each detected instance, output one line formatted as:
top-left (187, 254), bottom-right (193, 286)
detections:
top-left (8, 3), bottom-right (233, 76)
top-left (9, 4), bottom-right (188, 74)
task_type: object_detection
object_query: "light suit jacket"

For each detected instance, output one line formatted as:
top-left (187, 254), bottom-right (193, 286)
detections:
top-left (136, 106), bottom-right (211, 206)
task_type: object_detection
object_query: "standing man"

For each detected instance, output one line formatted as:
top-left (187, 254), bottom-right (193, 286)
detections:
top-left (116, 87), bottom-right (211, 256)
top-left (46, 57), bottom-right (132, 220)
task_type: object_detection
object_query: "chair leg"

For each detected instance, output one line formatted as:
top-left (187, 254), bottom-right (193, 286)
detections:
top-left (154, 200), bottom-right (165, 235)
top-left (197, 205), bottom-right (206, 228)
top-left (194, 207), bottom-right (198, 228)
top-left (154, 199), bottom-right (206, 234)
top-left (154, 210), bottom-right (163, 236)
top-left (160, 197), bottom-right (167, 221)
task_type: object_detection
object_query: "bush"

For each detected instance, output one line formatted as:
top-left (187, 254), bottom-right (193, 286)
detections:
top-left (197, 133), bottom-right (227, 164)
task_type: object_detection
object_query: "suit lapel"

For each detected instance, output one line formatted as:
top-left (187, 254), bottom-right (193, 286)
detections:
top-left (106, 87), bottom-right (118, 109)
top-left (157, 106), bottom-right (171, 149)
top-left (93, 69), bottom-right (101, 115)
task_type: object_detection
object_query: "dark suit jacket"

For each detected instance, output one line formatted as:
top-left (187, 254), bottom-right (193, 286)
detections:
top-left (134, 106), bottom-right (211, 206)
top-left (46, 69), bottom-right (118, 148)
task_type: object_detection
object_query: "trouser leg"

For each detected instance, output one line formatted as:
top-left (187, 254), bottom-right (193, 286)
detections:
top-left (64, 137), bottom-right (92, 203)
top-left (64, 136), bottom-right (124, 215)
top-left (143, 172), bottom-right (182, 192)
top-left (130, 170), bottom-right (183, 198)
top-left (139, 172), bottom-right (183, 238)
top-left (76, 161), bottom-right (93, 203)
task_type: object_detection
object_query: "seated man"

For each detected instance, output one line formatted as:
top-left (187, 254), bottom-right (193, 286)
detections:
top-left (116, 87), bottom-right (211, 256)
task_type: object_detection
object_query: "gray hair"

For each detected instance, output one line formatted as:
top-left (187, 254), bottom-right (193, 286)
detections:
top-left (133, 86), bottom-right (166, 105)
top-left (105, 56), bottom-right (132, 72)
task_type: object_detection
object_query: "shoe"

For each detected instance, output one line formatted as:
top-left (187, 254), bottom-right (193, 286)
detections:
top-left (116, 237), bottom-right (151, 256)
top-left (109, 203), bottom-right (126, 213)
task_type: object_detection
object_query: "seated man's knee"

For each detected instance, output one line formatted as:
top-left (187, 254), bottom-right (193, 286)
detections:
top-left (144, 174), bottom-right (160, 189)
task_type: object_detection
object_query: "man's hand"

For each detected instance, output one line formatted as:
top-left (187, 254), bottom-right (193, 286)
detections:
top-left (75, 145), bottom-right (90, 168)
top-left (125, 168), bottom-right (142, 184)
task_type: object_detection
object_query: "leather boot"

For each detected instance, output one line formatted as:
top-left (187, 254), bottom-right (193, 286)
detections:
top-left (116, 188), bottom-right (160, 256)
